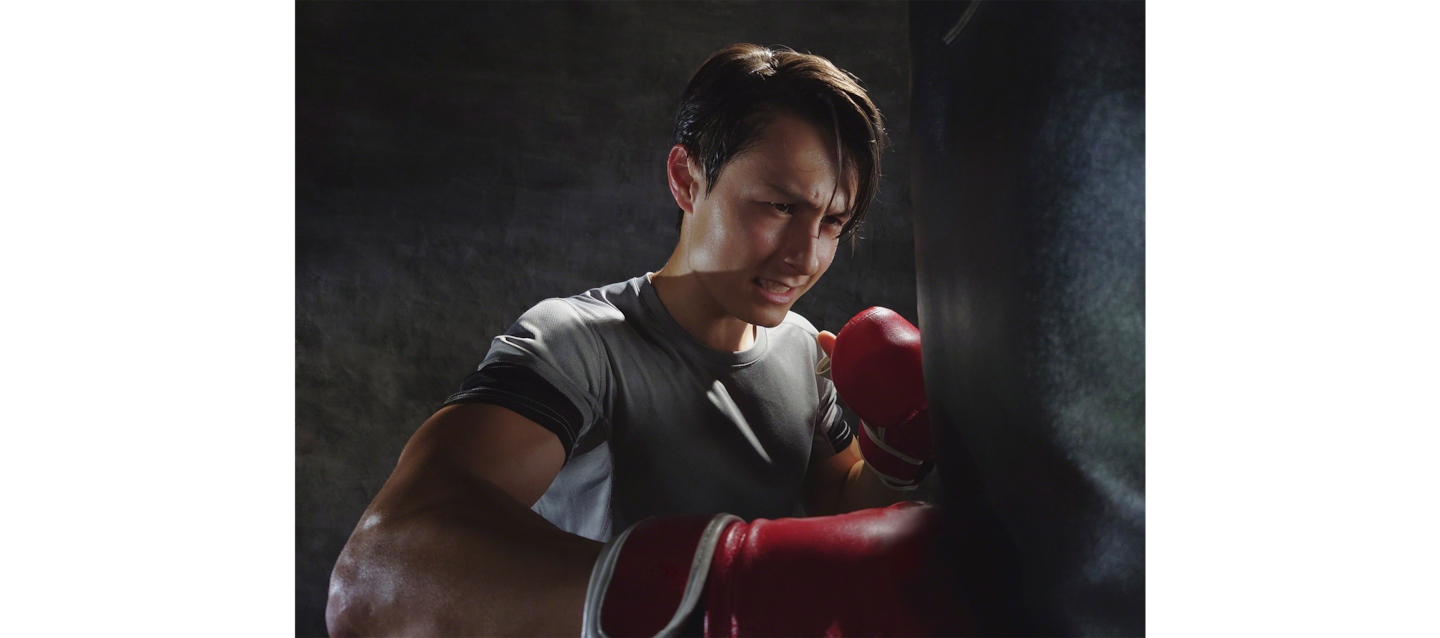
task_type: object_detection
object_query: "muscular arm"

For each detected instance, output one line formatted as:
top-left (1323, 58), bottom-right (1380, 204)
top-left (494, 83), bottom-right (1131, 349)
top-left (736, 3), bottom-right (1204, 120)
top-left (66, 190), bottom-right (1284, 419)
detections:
top-left (326, 403), bottom-right (602, 637)
top-left (803, 437), bottom-right (912, 516)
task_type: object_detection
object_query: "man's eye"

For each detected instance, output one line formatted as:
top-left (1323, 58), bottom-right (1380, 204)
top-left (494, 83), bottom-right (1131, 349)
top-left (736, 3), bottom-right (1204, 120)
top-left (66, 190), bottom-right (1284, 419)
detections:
top-left (770, 202), bottom-right (793, 214)
top-left (823, 216), bottom-right (847, 237)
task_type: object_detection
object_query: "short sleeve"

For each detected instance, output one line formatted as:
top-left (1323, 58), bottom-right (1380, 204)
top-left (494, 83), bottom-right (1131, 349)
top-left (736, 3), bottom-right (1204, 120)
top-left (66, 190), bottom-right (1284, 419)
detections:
top-left (444, 362), bottom-right (586, 455)
top-left (443, 298), bottom-right (611, 459)
top-left (815, 351), bottom-right (854, 455)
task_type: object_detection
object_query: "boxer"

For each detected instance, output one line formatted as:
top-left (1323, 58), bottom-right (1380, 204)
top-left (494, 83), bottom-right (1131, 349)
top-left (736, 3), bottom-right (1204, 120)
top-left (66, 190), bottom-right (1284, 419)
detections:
top-left (326, 45), bottom-right (953, 636)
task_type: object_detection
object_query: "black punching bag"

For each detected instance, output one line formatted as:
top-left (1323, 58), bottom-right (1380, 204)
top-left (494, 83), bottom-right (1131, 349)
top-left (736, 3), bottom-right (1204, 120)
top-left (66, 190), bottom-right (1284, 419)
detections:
top-left (911, 2), bottom-right (1145, 635)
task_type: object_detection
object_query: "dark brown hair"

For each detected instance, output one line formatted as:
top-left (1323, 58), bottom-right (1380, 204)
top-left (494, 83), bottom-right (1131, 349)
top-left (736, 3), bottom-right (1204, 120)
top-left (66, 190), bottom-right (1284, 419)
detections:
top-left (672, 44), bottom-right (887, 241)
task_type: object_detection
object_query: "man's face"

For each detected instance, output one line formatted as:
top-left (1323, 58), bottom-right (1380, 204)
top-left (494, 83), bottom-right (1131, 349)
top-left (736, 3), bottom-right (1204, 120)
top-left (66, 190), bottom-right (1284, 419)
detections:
top-left (681, 113), bottom-right (855, 328)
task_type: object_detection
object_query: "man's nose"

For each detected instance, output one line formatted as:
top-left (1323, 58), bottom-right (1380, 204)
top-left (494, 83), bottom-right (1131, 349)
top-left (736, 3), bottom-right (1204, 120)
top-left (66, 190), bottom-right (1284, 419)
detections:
top-left (781, 218), bottom-right (823, 275)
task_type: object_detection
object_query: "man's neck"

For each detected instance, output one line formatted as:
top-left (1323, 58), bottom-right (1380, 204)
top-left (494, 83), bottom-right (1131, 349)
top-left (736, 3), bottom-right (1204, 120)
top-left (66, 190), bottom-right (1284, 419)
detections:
top-left (648, 271), bottom-right (755, 352)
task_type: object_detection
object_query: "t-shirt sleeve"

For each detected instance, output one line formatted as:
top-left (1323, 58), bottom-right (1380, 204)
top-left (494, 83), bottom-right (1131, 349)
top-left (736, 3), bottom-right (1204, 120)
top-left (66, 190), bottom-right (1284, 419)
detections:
top-left (823, 416), bottom-right (853, 455)
top-left (445, 362), bottom-right (587, 455)
top-left (815, 352), bottom-right (854, 455)
top-left (443, 298), bottom-right (610, 459)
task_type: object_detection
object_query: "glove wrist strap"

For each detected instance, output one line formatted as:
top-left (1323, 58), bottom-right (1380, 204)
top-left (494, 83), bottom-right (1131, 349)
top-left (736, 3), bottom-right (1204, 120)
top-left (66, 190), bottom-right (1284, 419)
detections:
top-left (582, 513), bottom-right (741, 638)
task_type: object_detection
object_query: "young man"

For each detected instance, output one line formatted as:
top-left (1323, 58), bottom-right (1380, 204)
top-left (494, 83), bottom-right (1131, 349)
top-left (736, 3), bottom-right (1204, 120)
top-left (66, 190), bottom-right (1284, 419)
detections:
top-left (326, 44), bottom-right (928, 637)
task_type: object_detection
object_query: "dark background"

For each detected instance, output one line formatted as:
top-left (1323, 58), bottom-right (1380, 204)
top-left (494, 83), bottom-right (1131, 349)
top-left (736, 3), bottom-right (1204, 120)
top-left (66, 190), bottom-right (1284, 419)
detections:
top-left (296, 2), bottom-right (918, 635)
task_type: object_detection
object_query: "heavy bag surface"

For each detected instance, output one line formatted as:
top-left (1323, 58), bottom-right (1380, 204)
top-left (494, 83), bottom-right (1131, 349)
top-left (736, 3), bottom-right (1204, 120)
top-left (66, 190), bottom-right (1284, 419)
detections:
top-left (909, 1), bottom-right (1145, 635)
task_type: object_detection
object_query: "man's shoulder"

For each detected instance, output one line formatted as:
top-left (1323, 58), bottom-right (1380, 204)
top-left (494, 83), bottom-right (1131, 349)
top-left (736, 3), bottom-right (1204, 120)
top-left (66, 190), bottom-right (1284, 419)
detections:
top-left (572, 276), bottom-right (646, 315)
top-left (766, 311), bottom-right (826, 361)
top-left (514, 277), bottom-right (641, 333)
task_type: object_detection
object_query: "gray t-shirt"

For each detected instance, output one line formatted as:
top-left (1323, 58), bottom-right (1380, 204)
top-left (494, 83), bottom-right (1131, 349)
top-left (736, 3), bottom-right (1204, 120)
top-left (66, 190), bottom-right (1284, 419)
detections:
top-left (445, 274), bottom-right (852, 541)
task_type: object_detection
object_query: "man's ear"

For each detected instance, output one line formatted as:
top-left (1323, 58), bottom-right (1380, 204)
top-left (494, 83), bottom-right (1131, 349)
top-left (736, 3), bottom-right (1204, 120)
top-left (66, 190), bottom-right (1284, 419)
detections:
top-left (667, 145), bottom-right (703, 214)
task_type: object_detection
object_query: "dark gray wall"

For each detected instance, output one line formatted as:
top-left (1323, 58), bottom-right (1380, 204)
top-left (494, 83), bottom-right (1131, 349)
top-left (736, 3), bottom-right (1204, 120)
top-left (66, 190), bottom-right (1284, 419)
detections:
top-left (296, 2), bottom-right (915, 635)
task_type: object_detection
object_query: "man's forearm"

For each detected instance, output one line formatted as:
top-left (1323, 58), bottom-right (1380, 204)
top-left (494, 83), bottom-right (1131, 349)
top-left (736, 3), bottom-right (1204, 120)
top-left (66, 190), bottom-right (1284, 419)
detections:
top-left (836, 458), bottom-right (913, 512)
top-left (327, 475), bottom-right (602, 637)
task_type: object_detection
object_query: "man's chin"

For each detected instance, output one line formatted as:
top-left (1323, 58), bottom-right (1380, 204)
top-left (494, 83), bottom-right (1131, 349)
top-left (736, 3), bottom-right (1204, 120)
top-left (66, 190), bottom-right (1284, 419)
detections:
top-left (744, 305), bottom-right (790, 329)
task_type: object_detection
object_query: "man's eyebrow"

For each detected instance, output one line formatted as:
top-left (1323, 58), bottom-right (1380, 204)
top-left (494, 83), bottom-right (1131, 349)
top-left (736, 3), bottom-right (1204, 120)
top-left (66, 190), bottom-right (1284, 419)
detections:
top-left (761, 180), bottom-right (851, 216)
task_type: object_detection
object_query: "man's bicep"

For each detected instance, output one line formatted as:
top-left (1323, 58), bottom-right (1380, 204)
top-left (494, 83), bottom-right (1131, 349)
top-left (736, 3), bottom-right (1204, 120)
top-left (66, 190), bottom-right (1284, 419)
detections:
top-left (396, 403), bottom-right (567, 509)
top-left (420, 320), bottom-right (599, 510)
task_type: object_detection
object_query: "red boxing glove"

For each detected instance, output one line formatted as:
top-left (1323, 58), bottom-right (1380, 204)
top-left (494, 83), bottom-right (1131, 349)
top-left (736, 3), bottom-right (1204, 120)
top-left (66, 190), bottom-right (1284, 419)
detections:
top-left (582, 503), bottom-right (967, 638)
top-left (830, 307), bottom-right (935, 490)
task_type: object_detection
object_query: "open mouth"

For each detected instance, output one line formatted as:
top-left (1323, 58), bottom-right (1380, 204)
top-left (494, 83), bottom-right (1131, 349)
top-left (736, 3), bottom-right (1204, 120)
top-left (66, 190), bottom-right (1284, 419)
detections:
top-left (756, 278), bottom-right (793, 294)
top-left (754, 278), bottom-right (799, 304)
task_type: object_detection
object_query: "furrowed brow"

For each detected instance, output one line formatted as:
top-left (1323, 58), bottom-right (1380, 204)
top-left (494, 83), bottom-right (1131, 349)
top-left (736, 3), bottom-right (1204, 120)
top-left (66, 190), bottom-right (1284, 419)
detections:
top-left (763, 180), bottom-right (850, 216)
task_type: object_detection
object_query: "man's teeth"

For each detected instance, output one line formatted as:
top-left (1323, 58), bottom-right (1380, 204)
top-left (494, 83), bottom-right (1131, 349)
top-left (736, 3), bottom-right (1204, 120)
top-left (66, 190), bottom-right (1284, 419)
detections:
top-left (759, 280), bottom-right (792, 293)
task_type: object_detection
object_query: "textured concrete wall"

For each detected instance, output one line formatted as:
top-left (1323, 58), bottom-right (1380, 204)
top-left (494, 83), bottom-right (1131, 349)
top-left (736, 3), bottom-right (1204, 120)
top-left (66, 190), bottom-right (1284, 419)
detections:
top-left (296, 2), bottom-right (915, 635)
